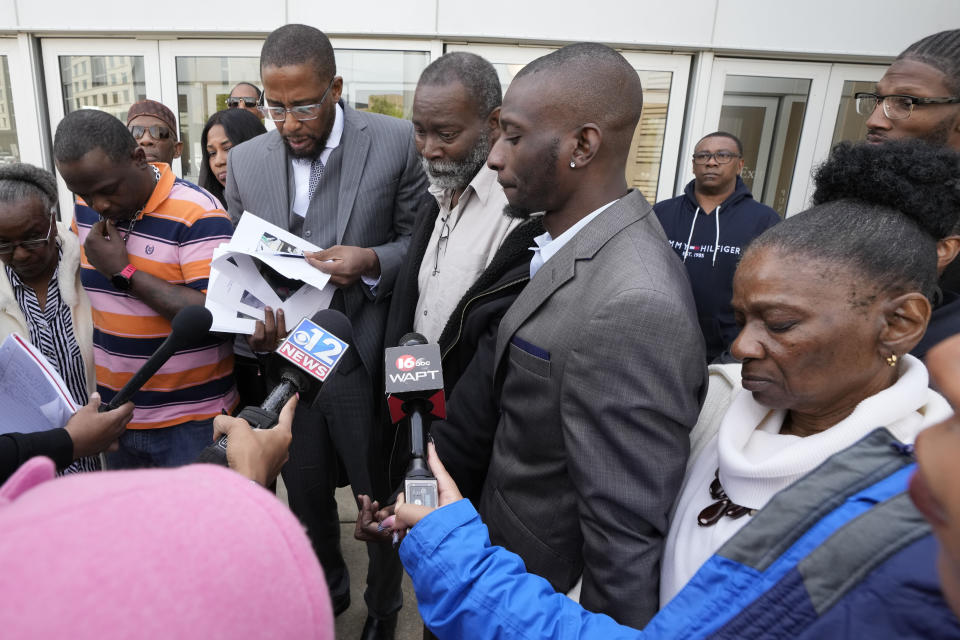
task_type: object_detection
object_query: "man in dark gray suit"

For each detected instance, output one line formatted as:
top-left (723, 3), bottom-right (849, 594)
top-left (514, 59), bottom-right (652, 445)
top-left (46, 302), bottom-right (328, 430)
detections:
top-left (223, 24), bottom-right (428, 640)
top-left (480, 43), bottom-right (707, 629)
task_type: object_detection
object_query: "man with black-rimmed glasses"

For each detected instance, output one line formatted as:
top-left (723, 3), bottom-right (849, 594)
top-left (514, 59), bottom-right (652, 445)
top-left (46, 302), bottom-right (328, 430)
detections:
top-left (223, 23), bottom-right (427, 640)
top-left (857, 29), bottom-right (960, 356)
top-left (654, 131), bottom-right (780, 363)
top-left (859, 30), bottom-right (960, 148)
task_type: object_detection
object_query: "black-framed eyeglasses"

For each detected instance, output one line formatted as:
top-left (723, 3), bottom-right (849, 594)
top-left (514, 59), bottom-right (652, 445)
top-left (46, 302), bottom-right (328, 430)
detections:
top-left (129, 124), bottom-right (173, 140)
top-left (227, 96), bottom-right (258, 108)
top-left (693, 151), bottom-right (742, 165)
top-left (0, 211), bottom-right (55, 255)
top-left (855, 92), bottom-right (960, 120)
top-left (432, 217), bottom-right (451, 276)
top-left (259, 77), bottom-right (336, 122)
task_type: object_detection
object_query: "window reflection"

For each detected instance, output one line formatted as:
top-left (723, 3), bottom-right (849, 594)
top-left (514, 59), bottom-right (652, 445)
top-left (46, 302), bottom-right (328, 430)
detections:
top-left (176, 56), bottom-right (261, 179)
top-left (59, 55), bottom-right (146, 122)
top-left (336, 50), bottom-right (429, 119)
top-left (0, 56), bottom-right (18, 164)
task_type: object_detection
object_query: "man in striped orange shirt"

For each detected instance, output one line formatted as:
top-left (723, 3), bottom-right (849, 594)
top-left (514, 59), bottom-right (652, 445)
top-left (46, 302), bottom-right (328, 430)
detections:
top-left (54, 108), bottom-right (238, 468)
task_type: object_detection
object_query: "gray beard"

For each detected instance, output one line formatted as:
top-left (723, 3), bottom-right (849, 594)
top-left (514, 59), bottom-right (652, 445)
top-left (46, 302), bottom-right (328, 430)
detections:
top-left (421, 134), bottom-right (490, 192)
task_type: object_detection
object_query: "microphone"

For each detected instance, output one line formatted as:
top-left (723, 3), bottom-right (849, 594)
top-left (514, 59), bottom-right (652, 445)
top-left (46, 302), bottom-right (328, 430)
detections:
top-left (384, 332), bottom-right (445, 507)
top-left (100, 305), bottom-right (213, 412)
top-left (196, 308), bottom-right (352, 466)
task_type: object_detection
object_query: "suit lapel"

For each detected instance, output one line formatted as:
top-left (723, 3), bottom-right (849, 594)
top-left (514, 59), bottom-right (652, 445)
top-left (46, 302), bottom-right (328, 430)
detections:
top-left (265, 132), bottom-right (291, 224)
top-left (494, 241), bottom-right (575, 367)
top-left (336, 107), bottom-right (371, 244)
top-left (493, 191), bottom-right (649, 369)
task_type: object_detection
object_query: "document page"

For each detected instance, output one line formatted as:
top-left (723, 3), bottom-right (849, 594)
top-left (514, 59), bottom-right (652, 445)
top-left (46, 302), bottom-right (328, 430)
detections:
top-left (0, 333), bottom-right (76, 435)
top-left (207, 213), bottom-right (335, 334)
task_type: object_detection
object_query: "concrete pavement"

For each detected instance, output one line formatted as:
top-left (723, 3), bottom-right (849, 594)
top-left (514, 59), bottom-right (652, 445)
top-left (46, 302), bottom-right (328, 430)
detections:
top-left (334, 486), bottom-right (424, 639)
top-left (276, 479), bottom-right (424, 639)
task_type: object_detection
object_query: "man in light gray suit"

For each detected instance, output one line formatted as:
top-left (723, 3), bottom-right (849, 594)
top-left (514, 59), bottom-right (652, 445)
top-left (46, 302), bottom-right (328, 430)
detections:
top-left (223, 24), bottom-right (428, 640)
top-left (479, 43), bottom-right (707, 629)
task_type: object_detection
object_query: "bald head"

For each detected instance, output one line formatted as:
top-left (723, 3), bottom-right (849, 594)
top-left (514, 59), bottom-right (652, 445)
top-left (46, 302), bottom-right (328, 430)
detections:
top-left (489, 42), bottom-right (643, 228)
top-left (513, 43), bottom-right (643, 151)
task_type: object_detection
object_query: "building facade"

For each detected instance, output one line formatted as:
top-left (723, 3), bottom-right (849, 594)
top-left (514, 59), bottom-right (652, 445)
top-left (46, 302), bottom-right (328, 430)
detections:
top-left (1, 0), bottom-right (956, 218)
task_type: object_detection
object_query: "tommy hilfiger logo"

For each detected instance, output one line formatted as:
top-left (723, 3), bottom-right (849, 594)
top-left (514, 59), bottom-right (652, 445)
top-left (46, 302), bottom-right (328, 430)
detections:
top-left (669, 240), bottom-right (742, 257)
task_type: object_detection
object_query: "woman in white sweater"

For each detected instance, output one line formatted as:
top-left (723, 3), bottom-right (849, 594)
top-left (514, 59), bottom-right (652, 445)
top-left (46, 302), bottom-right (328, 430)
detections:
top-left (660, 139), bottom-right (960, 604)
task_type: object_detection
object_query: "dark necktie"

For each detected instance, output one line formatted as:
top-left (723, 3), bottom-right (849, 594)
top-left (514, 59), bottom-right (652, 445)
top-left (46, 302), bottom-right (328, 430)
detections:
top-left (308, 156), bottom-right (325, 200)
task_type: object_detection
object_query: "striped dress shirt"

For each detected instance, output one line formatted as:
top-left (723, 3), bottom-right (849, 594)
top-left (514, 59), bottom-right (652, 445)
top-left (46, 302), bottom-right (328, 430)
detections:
top-left (7, 247), bottom-right (97, 472)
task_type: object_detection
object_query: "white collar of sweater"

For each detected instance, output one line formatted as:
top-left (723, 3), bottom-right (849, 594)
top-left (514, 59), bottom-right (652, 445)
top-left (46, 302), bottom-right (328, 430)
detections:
top-left (717, 354), bottom-right (950, 508)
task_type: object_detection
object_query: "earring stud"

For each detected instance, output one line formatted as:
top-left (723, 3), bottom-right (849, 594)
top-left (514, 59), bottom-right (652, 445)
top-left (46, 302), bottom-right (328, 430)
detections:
top-left (569, 161), bottom-right (576, 168)
top-left (886, 353), bottom-right (898, 367)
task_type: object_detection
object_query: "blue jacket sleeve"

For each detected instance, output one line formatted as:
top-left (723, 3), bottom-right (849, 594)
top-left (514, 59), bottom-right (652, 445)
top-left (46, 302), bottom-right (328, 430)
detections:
top-left (398, 499), bottom-right (644, 640)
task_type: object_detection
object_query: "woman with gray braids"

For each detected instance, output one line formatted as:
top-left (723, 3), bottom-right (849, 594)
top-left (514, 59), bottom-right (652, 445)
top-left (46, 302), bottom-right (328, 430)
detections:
top-left (0, 163), bottom-right (133, 476)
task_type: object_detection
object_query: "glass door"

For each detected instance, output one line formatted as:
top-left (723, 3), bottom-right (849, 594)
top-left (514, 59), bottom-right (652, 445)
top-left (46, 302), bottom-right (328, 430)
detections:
top-left (718, 94), bottom-right (779, 197)
top-left (447, 43), bottom-right (691, 204)
top-left (0, 37), bottom-right (45, 168)
top-left (694, 59), bottom-right (831, 217)
top-left (803, 64), bottom-right (887, 204)
top-left (41, 39), bottom-right (162, 220)
top-left (159, 40), bottom-right (265, 185)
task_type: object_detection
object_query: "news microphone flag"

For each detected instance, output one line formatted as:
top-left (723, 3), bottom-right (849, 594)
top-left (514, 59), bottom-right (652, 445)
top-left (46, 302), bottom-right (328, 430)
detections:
top-left (276, 316), bottom-right (350, 382)
top-left (384, 342), bottom-right (445, 424)
top-left (195, 309), bottom-right (352, 466)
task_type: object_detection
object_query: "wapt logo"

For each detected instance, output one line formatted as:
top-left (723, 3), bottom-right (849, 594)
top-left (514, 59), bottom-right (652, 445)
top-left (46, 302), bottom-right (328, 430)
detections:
top-left (276, 317), bottom-right (349, 382)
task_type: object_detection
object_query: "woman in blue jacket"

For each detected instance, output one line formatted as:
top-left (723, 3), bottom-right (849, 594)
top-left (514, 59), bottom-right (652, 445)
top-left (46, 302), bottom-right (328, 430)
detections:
top-left (388, 153), bottom-right (960, 638)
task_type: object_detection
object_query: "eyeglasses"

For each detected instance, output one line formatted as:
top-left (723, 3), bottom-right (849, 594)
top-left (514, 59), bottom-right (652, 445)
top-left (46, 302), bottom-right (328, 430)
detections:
top-left (855, 92), bottom-right (960, 120)
top-left (692, 151), bottom-right (742, 165)
top-left (227, 96), bottom-right (258, 108)
top-left (0, 212), bottom-right (55, 255)
top-left (432, 217), bottom-right (451, 276)
top-left (129, 124), bottom-right (173, 140)
top-left (259, 78), bottom-right (336, 122)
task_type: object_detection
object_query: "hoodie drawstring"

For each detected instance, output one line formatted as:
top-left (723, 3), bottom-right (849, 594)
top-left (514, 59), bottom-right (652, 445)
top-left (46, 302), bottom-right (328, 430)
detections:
top-left (682, 206), bottom-right (721, 266)
top-left (712, 205), bottom-right (720, 266)
top-left (682, 207), bottom-right (700, 263)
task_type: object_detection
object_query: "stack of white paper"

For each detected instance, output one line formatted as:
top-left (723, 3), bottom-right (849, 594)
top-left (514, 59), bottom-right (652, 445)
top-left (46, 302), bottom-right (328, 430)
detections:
top-left (0, 333), bottom-right (76, 435)
top-left (206, 213), bottom-right (335, 334)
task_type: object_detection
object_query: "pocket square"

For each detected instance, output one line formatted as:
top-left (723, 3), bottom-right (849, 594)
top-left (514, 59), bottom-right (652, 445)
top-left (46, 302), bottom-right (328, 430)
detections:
top-left (510, 336), bottom-right (550, 360)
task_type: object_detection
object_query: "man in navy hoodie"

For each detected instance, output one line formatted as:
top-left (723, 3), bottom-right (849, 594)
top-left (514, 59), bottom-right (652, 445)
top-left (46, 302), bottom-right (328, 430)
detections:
top-left (654, 131), bottom-right (779, 363)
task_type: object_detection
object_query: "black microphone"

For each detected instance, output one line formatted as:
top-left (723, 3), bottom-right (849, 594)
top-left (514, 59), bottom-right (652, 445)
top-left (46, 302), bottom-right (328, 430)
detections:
top-left (196, 308), bottom-right (353, 466)
top-left (384, 332), bottom-right (445, 507)
top-left (100, 305), bottom-right (213, 412)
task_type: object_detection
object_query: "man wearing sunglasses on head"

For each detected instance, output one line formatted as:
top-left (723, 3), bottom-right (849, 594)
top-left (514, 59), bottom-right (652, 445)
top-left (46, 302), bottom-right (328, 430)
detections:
top-left (654, 131), bottom-right (780, 364)
top-left (224, 23), bottom-right (427, 640)
top-left (126, 100), bottom-right (183, 169)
